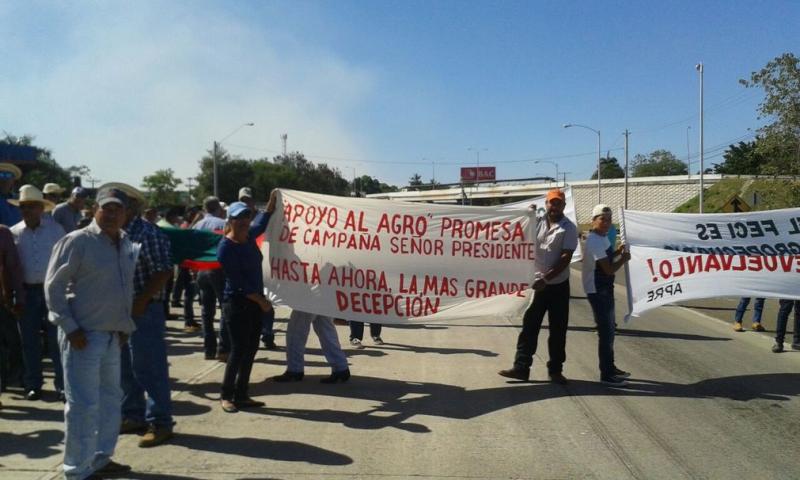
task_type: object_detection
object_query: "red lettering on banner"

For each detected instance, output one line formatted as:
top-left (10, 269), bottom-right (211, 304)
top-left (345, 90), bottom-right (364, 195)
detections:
top-left (302, 229), bottom-right (381, 251)
top-left (343, 210), bottom-right (369, 232)
top-left (440, 218), bottom-right (525, 241)
top-left (327, 267), bottom-right (389, 292)
top-left (335, 290), bottom-right (441, 317)
top-left (270, 257), bottom-right (320, 284)
top-left (376, 214), bottom-right (428, 236)
top-left (464, 279), bottom-right (530, 298)
top-left (647, 254), bottom-right (800, 282)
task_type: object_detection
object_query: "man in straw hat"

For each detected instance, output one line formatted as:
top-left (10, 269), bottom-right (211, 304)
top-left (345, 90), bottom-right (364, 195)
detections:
top-left (45, 186), bottom-right (136, 479)
top-left (42, 183), bottom-right (66, 205)
top-left (101, 182), bottom-right (175, 448)
top-left (0, 162), bottom-right (23, 226)
top-left (10, 185), bottom-right (66, 401)
top-left (499, 188), bottom-right (578, 385)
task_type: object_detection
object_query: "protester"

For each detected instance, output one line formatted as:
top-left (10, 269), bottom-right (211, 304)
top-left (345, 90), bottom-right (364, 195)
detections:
top-left (217, 195), bottom-right (275, 412)
top-left (0, 163), bottom-right (22, 227)
top-left (45, 187), bottom-right (136, 480)
top-left (42, 183), bottom-right (65, 205)
top-left (733, 297), bottom-right (766, 332)
top-left (194, 196), bottom-right (229, 358)
top-left (238, 187), bottom-right (277, 350)
top-left (143, 207), bottom-right (159, 224)
top-left (349, 321), bottom-right (384, 348)
top-left (581, 204), bottom-right (631, 386)
top-left (52, 187), bottom-right (89, 234)
top-left (9, 185), bottom-right (65, 401)
top-left (273, 311), bottom-right (350, 384)
top-left (0, 225), bottom-right (25, 401)
top-left (110, 183), bottom-right (175, 448)
top-left (499, 188), bottom-right (577, 384)
top-left (772, 299), bottom-right (800, 353)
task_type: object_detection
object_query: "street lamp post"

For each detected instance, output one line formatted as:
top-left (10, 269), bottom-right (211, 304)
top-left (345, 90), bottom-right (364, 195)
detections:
top-left (696, 62), bottom-right (705, 213)
top-left (213, 122), bottom-right (254, 198)
top-left (534, 160), bottom-right (559, 187)
top-left (686, 125), bottom-right (692, 180)
top-left (563, 123), bottom-right (601, 203)
top-left (468, 147), bottom-right (487, 167)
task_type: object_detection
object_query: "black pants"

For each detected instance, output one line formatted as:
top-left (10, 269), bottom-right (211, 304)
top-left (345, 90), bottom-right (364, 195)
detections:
top-left (349, 321), bottom-right (382, 340)
top-left (197, 269), bottom-right (228, 356)
top-left (513, 279), bottom-right (570, 374)
top-left (0, 305), bottom-right (23, 391)
top-left (221, 297), bottom-right (262, 401)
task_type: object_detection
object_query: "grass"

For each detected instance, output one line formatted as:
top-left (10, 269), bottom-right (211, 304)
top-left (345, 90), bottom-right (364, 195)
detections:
top-left (673, 177), bottom-right (800, 213)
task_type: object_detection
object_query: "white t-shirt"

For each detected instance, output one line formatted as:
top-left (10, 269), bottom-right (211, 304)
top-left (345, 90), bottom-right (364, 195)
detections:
top-left (581, 231), bottom-right (611, 295)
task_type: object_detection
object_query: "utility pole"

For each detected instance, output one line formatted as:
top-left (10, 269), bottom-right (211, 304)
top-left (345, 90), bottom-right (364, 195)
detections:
top-left (624, 129), bottom-right (630, 210)
top-left (212, 141), bottom-right (219, 198)
top-left (281, 133), bottom-right (288, 156)
top-left (686, 126), bottom-right (691, 180)
top-left (87, 176), bottom-right (102, 188)
top-left (185, 177), bottom-right (195, 190)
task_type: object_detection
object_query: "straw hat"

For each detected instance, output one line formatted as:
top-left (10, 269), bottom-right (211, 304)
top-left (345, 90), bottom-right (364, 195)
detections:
top-left (0, 163), bottom-right (22, 180)
top-left (8, 184), bottom-right (56, 211)
top-left (43, 183), bottom-right (66, 195)
top-left (97, 182), bottom-right (146, 204)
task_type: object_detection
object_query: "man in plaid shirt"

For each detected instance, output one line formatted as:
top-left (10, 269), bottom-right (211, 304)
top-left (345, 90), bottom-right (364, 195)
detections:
top-left (109, 183), bottom-right (175, 448)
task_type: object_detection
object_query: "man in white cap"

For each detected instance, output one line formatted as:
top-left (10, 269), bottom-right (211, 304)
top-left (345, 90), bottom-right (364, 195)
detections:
top-left (0, 162), bottom-right (23, 226)
top-left (46, 186), bottom-right (136, 480)
top-left (52, 187), bottom-right (89, 233)
top-left (10, 185), bottom-right (66, 401)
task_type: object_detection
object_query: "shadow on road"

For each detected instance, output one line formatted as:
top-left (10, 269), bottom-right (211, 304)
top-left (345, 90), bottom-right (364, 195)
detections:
top-left (0, 429), bottom-right (63, 458)
top-left (566, 325), bottom-right (731, 342)
top-left (169, 433), bottom-right (352, 465)
top-left (247, 373), bottom-right (800, 433)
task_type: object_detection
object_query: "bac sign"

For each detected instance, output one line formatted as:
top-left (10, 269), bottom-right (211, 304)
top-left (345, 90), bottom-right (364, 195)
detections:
top-left (460, 166), bottom-right (496, 183)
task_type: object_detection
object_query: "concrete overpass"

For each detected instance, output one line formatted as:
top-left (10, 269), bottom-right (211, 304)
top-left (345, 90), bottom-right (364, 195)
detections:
top-left (368, 174), bottom-right (729, 224)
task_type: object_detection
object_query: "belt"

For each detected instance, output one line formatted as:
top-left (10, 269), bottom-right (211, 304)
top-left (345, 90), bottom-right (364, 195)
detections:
top-left (23, 283), bottom-right (44, 289)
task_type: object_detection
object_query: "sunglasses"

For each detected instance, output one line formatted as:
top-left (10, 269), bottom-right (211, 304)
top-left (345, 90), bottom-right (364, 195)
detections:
top-left (0, 171), bottom-right (15, 179)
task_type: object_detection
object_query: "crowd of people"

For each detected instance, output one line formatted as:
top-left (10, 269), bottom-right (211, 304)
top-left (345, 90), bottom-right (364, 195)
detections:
top-left (0, 159), bottom-right (799, 479)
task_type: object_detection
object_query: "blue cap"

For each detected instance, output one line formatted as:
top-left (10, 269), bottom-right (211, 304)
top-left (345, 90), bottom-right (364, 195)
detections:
top-left (72, 186), bottom-right (89, 198)
top-left (227, 201), bottom-right (252, 220)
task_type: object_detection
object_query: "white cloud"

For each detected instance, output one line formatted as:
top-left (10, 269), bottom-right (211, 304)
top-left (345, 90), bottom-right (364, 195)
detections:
top-left (0, 2), bottom-right (375, 191)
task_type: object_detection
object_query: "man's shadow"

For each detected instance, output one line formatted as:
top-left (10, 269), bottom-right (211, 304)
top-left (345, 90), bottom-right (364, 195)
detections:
top-left (251, 373), bottom-right (800, 433)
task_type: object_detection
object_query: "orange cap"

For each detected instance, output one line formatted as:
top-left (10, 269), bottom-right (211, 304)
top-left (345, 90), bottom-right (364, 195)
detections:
top-left (546, 189), bottom-right (565, 202)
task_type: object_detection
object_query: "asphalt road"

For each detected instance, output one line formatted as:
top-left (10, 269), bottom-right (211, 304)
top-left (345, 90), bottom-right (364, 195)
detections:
top-left (1, 274), bottom-right (799, 479)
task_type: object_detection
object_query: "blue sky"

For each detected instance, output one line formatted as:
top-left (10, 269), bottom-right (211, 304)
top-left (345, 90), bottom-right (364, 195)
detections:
top-left (1, 1), bottom-right (797, 194)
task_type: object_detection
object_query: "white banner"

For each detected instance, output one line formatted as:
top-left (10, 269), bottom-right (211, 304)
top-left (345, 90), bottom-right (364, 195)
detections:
top-left (623, 208), bottom-right (800, 318)
top-left (263, 189), bottom-right (538, 324)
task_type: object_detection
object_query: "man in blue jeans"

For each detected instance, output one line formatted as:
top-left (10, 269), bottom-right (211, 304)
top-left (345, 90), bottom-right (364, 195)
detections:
top-left (581, 204), bottom-right (631, 386)
top-left (193, 196), bottom-right (230, 360)
top-left (733, 297), bottom-right (766, 332)
top-left (772, 299), bottom-right (800, 353)
top-left (114, 183), bottom-right (174, 448)
top-left (46, 187), bottom-right (136, 480)
top-left (10, 185), bottom-right (65, 401)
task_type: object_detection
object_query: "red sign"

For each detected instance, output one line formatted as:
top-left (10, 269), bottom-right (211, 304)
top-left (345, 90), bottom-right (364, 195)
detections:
top-left (460, 167), bottom-right (496, 183)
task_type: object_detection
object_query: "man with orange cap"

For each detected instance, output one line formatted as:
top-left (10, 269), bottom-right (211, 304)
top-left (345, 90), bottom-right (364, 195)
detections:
top-left (499, 188), bottom-right (577, 384)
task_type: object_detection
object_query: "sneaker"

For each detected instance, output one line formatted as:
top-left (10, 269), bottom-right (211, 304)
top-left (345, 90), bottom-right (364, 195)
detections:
top-left (262, 340), bottom-right (279, 350)
top-left (183, 323), bottom-right (201, 334)
top-left (601, 376), bottom-right (628, 386)
top-left (25, 389), bottom-right (42, 401)
top-left (138, 424), bottom-right (173, 448)
top-left (371, 336), bottom-right (384, 345)
top-left (498, 368), bottom-right (530, 381)
top-left (548, 372), bottom-right (568, 385)
top-left (752, 323), bottom-right (766, 332)
top-left (733, 322), bottom-right (744, 332)
top-left (350, 338), bottom-right (364, 349)
top-left (120, 418), bottom-right (148, 434)
top-left (772, 342), bottom-right (784, 353)
top-left (613, 367), bottom-right (631, 378)
top-left (95, 460), bottom-right (132, 476)
top-left (273, 371), bottom-right (304, 382)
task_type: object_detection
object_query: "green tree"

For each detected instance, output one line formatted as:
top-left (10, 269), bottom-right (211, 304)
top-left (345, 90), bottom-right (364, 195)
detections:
top-left (740, 52), bottom-right (800, 174)
top-left (631, 149), bottom-right (688, 177)
top-left (141, 168), bottom-right (183, 207)
top-left (408, 173), bottom-right (423, 188)
top-left (713, 141), bottom-right (764, 174)
top-left (591, 156), bottom-right (625, 180)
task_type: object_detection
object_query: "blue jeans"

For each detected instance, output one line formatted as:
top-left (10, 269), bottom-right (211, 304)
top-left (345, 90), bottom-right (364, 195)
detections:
top-left (587, 286), bottom-right (616, 378)
top-left (172, 267), bottom-right (196, 324)
top-left (776, 299), bottom-right (800, 345)
top-left (59, 329), bottom-right (122, 480)
top-left (286, 311), bottom-right (348, 373)
top-left (20, 286), bottom-right (63, 392)
top-left (121, 302), bottom-right (173, 427)
top-left (734, 297), bottom-right (765, 324)
top-left (197, 269), bottom-right (230, 355)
